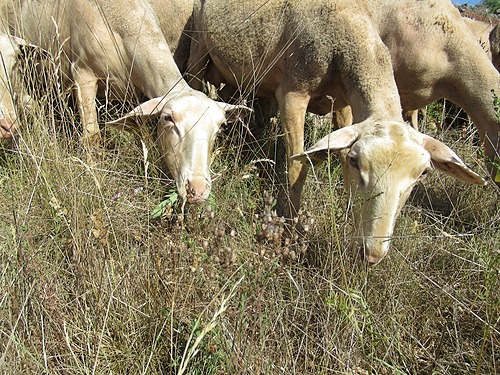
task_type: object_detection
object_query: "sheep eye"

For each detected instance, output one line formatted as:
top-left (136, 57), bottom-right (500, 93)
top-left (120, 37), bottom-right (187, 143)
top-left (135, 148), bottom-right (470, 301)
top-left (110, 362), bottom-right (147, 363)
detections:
top-left (420, 168), bottom-right (431, 179)
top-left (348, 155), bottom-right (359, 170)
top-left (162, 113), bottom-right (174, 124)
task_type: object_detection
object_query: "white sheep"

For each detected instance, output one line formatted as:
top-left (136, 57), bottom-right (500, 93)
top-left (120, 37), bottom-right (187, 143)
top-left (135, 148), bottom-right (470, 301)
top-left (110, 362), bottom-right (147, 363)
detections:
top-left (0, 0), bottom-right (251, 205)
top-left (0, 33), bottom-right (23, 138)
top-left (187, 0), bottom-right (486, 262)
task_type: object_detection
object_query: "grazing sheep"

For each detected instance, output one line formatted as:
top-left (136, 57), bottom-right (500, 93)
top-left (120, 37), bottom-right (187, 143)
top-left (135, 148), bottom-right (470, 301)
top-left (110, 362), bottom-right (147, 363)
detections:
top-left (1, 0), bottom-right (250, 205)
top-left (292, 120), bottom-right (485, 264)
top-left (0, 33), bottom-right (23, 138)
top-left (188, 0), bottom-right (485, 262)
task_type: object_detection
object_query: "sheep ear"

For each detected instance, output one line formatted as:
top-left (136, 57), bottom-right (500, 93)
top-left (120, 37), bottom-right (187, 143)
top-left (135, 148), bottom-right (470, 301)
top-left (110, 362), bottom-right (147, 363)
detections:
top-left (106, 97), bottom-right (165, 129)
top-left (217, 102), bottom-right (253, 123)
top-left (10, 35), bottom-right (27, 46)
top-left (13, 36), bottom-right (52, 59)
top-left (422, 134), bottom-right (486, 185)
top-left (291, 126), bottom-right (359, 165)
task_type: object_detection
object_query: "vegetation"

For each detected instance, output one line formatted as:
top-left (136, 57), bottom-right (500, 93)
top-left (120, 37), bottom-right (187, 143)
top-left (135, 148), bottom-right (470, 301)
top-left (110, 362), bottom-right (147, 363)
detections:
top-left (0, 46), bottom-right (499, 374)
top-left (484, 0), bottom-right (500, 14)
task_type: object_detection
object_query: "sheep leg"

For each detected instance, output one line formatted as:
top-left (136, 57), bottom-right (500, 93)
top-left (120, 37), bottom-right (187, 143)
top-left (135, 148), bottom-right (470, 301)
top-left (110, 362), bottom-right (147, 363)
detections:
top-left (404, 109), bottom-right (419, 130)
top-left (186, 30), bottom-right (211, 92)
top-left (72, 66), bottom-right (100, 144)
top-left (334, 106), bottom-right (354, 129)
top-left (275, 85), bottom-right (310, 219)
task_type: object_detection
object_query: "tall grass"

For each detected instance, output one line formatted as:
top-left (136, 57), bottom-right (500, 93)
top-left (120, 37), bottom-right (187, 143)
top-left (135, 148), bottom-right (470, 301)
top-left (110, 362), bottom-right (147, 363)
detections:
top-left (1, 49), bottom-right (499, 374)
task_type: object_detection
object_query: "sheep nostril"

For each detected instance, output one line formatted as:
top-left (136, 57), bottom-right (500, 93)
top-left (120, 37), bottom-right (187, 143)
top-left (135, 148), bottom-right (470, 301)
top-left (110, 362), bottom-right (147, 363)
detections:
top-left (185, 178), bottom-right (210, 204)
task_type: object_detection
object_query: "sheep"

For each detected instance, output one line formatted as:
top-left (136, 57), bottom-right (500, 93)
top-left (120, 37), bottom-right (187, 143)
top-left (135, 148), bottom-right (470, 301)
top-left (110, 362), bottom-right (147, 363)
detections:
top-left (0, 33), bottom-right (23, 138)
top-left (1, 0), bottom-right (251, 205)
top-left (462, 17), bottom-right (494, 59)
top-left (364, 0), bottom-right (500, 183)
top-left (292, 120), bottom-right (485, 264)
top-left (403, 16), bottom-right (495, 130)
top-left (187, 0), bottom-right (486, 262)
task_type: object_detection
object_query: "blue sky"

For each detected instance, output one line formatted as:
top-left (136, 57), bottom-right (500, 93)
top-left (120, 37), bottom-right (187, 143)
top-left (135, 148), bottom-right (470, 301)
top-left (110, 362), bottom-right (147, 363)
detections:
top-left (452, 0), bottom-right (482, 4)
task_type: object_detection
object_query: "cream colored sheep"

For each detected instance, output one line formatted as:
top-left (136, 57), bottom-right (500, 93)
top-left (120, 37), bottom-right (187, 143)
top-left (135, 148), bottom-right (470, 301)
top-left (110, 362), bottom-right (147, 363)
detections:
top-left (188, 0), bottom-right (485, 263)
top-left (292, 120), bottom-right (484, 264)
top-left (365, 0), bottom-right (499, 181)
top-left (1, 0), bottom-right (250, 205)
top-left (0, 33), bottom-right (24, 138)
top-left (405, 16), bottom-right (495, 130)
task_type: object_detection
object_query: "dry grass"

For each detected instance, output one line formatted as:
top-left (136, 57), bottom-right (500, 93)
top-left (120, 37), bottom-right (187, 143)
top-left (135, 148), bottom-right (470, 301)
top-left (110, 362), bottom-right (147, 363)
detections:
top-left (0, 53), bottom-right (499, 375)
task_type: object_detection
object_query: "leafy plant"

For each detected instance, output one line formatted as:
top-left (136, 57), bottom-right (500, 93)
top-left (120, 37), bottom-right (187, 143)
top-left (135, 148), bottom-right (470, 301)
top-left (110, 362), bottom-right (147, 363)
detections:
top-left (150, 189), bottom-right (179, 219)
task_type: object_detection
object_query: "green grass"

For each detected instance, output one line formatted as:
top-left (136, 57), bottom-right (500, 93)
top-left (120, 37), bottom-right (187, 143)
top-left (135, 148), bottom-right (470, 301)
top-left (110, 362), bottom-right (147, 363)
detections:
top-left (0, 61), bottom-right (499, 375)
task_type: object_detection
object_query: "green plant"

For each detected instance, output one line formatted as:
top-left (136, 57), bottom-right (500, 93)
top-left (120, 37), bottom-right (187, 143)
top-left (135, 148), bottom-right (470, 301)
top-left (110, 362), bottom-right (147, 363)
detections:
top-left (150, 189), bottom-right (180, 219)
top-left (483, 0), bottom-right (500, 13)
